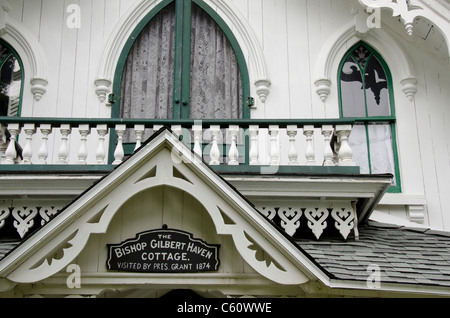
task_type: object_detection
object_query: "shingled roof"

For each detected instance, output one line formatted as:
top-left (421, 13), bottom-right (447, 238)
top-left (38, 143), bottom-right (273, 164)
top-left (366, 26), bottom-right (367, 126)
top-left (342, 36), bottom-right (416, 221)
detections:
top-left (296, 220), bottom-right (450, 288)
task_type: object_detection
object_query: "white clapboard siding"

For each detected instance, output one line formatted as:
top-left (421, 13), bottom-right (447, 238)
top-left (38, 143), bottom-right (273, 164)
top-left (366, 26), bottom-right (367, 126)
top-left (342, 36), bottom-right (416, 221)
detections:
top-left (4, 0), bottom-right (450, 231)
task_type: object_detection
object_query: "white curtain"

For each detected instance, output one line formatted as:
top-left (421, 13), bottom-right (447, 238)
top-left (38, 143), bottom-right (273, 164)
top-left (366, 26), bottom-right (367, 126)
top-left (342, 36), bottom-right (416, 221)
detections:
top-left (119, 2), bottom-right (243, 144)
top-left (189, 3), bottom-right (242, 119)
top-left (120, 3), bottom-right (176, 121)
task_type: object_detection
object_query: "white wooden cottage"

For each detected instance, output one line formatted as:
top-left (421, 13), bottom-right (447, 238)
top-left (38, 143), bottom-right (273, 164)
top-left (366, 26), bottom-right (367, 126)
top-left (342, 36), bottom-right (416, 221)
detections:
top-left (0, 0), bottom-right (449, 298)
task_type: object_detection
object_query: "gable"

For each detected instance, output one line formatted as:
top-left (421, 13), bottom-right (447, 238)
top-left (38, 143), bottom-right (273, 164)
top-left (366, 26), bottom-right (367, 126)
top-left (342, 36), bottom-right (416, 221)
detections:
top-left (0, 128), bottom-right (311, 296)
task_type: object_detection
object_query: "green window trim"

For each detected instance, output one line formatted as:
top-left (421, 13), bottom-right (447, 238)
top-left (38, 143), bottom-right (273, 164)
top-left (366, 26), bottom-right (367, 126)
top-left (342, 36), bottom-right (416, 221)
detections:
top-left (338, 41), bottom-right (401, 193)
top-left (109, 0), bottom-right (251, 164)
top-left (0, 39), bottom-right (24, 118)
top-left (110, 0), bottom-right (250, 120)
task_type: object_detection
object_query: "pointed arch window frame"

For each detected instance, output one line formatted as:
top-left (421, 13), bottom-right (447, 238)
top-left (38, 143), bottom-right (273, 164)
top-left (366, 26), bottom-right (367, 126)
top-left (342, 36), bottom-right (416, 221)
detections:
top-left (0, 38), bottom-right (24, 118)
top-left (110, 0), bottom-right (251, 121)
top-left (338, 41), bottom-right (401, 193)
top-left (108, 0), bottom-right (252, 163)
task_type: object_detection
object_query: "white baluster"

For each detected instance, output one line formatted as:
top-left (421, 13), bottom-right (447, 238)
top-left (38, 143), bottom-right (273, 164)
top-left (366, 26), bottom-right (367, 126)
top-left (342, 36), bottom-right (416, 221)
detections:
top-left (269, 125), bottom-right (280, 165)
top-left (335, 125), bottom-right (356, 166)
top-left (96, 125), bottom-right (108, 164)
top-left (192, 124), bottom-right (203, 158)
top-left (134, 125), bottom-right (145, 151)
top-left (0, 124), bottom-right (7, 163)
top-left (303, 125), bottom-right (316, 166)
top-left (228, 125), bottom-right (240, 165)
top-left (77, 125), bottom-right (91, 164)
top-left (249, 125), bottom-right (259, 165)
top-left (287, 125), bottom-right (299, 165)
top-left (5, 124), bottom-right (20, 164)
top-left (21, 124), bottom-right (36, 164)
top-left (38, 124), bottom-right (52, 164)
top-left (113, 124), bottom-right (126, 165)
top-left (322, 125), bottom-right (335, 166)
top-left (209, 125), bottom-right (221, 165)
top-left (57, 124), bottom-right (71, 164)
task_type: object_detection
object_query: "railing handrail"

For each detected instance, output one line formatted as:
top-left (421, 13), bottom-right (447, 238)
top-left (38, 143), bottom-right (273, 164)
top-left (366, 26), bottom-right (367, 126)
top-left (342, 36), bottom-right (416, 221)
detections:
top-left (0, 116), bottom-right (358, 169)
top-left (0, 116), bottom-right (357, 128)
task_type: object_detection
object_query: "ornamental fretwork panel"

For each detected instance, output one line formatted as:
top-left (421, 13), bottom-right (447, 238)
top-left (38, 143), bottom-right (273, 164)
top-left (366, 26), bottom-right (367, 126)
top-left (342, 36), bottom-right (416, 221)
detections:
top-left (0, 202), bottom-right (66, 240)
top-left (257, 202), bottom-right (359, 241)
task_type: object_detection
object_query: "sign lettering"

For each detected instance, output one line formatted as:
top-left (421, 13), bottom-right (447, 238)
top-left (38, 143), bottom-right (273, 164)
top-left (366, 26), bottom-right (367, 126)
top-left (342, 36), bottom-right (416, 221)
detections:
top-left (107, 228), bottom-right (220, 273)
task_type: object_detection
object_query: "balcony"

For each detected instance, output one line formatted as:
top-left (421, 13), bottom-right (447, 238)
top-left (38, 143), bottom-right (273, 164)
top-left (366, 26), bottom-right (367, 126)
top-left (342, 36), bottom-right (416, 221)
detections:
top-left (0, 117), bottom-right (359, 174)
top-left (0, 117), bottom-right (394, 241)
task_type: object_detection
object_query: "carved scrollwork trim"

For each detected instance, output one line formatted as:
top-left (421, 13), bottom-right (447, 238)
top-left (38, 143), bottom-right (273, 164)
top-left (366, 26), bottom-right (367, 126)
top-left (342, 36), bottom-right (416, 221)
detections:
top-left (304, 207), bottom-right (329, 240)
top-left (331, 207), bottom-right (356, 240)
top-left (0, 204), bottom-right (64, 239)
top-left (256, 203), bottom-right (358, 240)
top-left (12, 207), bottom-right (38, 239)
top-left (278, 207), bottom-right (302, 237)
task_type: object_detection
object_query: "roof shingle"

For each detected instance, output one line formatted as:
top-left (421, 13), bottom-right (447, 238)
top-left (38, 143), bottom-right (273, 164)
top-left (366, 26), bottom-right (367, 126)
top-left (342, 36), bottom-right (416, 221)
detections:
top-left (296, 221), bottom-right (450, 288)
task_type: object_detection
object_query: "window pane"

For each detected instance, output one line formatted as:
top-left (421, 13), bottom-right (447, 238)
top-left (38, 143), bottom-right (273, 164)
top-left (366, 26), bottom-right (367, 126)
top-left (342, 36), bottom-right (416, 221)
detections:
top-left (365, 56), bottom-right (390, 117)
top-left (189, 3), bottom-right (242, 119)
top-left (368, 123), bottom-right (396, 186)
top-left (0, 55), bottom-right (21, 117)
top-left (348, 124), bottom-right (370, 174)
top-left (120, 2), bottom-right (176, 120)
top-left (340, 56), bottom-right (365, 117)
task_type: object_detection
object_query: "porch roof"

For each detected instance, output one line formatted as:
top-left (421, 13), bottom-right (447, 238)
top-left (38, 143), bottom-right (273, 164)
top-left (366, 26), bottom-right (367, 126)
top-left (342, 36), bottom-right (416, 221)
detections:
top-left (0, 127), bottom-right (448, 296)
top-left (296, 220), bottom-right (450, 289)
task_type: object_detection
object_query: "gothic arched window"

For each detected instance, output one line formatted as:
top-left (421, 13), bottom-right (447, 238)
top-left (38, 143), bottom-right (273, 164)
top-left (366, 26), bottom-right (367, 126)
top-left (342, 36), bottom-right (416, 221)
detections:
top-left (0, 39), bottom-right (23, 117)
top-left (113, 0), bottom-right (250, 122)
top-left (338, 42), bottom-right (400, 192)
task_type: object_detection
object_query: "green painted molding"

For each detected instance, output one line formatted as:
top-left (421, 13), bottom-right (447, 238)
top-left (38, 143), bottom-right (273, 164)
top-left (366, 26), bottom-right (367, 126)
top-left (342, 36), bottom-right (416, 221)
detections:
top-left (0, 116), bottom-right (357, 128)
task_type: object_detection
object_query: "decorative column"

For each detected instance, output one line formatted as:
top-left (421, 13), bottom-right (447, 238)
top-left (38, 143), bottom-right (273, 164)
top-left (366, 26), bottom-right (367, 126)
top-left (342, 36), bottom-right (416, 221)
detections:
top-left (38, 124), bottom-right (52, 164)
top-left (192, 124), bottom-right (203, 158)
top-left (96, 125), bottom-right (108, 164)
top-left (57, 125), bottom-right (71, 164)
top-left (209, 126), bottom-right (221, 165)
top-left (249, 125), bottom-right (259, 165)
top-left (113, 125), bottom-right (126, 165)
top-left (303, 125), bottom-right (316, 166)
top-left (21, 124), bottom-right (36, 164)
top-left (287, 125), bottom-right (299, 165)
top-left (228, 125), bottom-right (240, 165)
top-left (5, 123), bottom-right (20, 164)
top-left (77, 125), bottom-right (90, 164)
top-left (268, 125), bottom-right (280, 165)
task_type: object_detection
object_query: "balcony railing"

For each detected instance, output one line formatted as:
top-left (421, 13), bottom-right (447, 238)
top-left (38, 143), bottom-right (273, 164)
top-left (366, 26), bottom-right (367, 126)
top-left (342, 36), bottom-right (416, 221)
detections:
top-left (0, 117), bottom-right (359, 174)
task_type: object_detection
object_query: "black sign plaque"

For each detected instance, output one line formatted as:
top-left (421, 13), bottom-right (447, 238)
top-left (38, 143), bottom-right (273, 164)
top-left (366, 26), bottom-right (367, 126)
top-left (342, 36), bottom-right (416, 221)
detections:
top-left (107, 228), bottom-right (220, 273)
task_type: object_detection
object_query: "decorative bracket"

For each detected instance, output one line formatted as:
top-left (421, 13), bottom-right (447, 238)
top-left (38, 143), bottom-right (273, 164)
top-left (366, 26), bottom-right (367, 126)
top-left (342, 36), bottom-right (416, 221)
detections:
top-left (357, 0), bottom-right (422, 36)
top-left (257, 201), bottom-right (359, 241)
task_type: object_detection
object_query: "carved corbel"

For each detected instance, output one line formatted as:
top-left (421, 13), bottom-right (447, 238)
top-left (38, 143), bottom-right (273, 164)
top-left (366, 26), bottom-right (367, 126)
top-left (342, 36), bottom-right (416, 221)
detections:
top-left (30, 78), bottom-right (48, 101)
top-left (314, 79), bottom-right (332, 103)
top-left (401, 76), bottom-right (418, 102)
top-left (255, 78), bottom-right (271, 104)
top-left (94, 78), bottom-right (112, 103)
